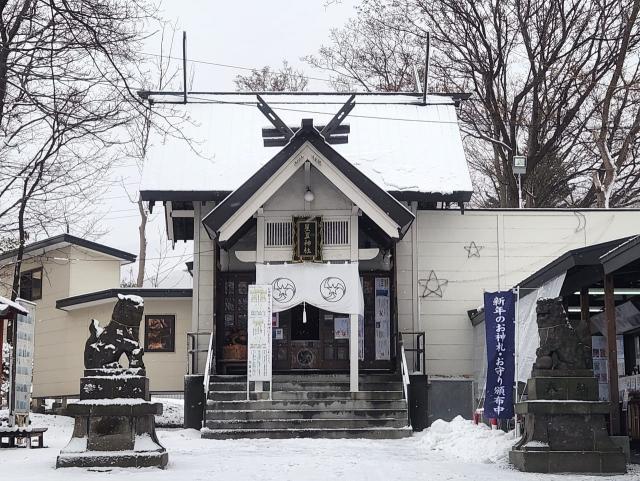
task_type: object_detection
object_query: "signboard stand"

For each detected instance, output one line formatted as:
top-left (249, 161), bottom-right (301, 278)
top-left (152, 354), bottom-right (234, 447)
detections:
top-left (8, 299), bottom-right (37, 428)
top-left (247, 285), bottom-right (273, 401)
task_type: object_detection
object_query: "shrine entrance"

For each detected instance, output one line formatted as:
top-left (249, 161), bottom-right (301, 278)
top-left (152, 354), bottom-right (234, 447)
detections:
top-left (217, 271), bottom-right (394, 373)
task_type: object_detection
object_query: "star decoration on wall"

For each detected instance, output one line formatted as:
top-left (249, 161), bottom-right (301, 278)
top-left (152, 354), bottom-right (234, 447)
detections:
top-left (418, 270), bottom-right (449, 298)
top-left (464, 241), bottom-right (484, 258)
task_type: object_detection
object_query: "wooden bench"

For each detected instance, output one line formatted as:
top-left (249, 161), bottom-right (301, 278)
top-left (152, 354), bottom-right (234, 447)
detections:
top-left (0, 427), bottom-right (47, 448)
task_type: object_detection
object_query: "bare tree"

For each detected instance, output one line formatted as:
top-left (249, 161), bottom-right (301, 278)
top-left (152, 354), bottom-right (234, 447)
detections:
top-left (234, 60), bottom-right (309, 92)
top-left (588, 0), bottom-right (640, 208)
top-left (126, 24), bottom-right (183, 287)
top-left (0, 0), bottom-right (159, 300)
top-left (306, 0), bottom-right (640, 208)
top-left (304, 9), bottom-right (424, 92)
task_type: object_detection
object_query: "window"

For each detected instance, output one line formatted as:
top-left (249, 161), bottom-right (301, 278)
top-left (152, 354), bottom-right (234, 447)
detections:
top-left (144, 315), bottom-right (175, 352)
top-left (20, 268), bottom-right (42, 301)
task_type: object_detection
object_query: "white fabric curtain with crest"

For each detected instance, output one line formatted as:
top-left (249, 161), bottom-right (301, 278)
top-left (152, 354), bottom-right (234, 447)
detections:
top-left (255, 262), bottom-right (364, 317)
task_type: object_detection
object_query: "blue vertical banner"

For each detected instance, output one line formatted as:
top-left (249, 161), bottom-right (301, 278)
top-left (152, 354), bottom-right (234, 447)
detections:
top-left (483, 290), bottom-right (516, 419)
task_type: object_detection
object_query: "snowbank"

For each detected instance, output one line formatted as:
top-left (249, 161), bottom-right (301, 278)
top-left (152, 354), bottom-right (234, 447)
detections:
top-left (416, 416), bottom-right (516, 464)
top-left (154, 397), bottom-right (184, 427)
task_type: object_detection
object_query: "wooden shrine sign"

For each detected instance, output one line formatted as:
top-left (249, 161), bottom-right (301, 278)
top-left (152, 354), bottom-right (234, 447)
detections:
top-left (293, 216), bottom-right (322, 262)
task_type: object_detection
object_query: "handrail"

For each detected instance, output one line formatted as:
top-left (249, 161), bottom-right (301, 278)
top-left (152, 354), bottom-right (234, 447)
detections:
top-left (399, 335), bottom-right (410, 401)
top-left (186, 331), bottom-right (213, 375)
top-left (400, 331), bottom-right (426, 374)
top-left (399, 334), bottom-right (411, 427)
top-left (202, 331), bottom-right (215, 398)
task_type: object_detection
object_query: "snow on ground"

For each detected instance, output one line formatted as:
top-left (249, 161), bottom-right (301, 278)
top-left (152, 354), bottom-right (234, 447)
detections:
top-left (152, 397), bottom-right (183, 427)
top-left (414, 415), bottom-right (517, 464)
top-left (1, 412), bottom-right (638, 481)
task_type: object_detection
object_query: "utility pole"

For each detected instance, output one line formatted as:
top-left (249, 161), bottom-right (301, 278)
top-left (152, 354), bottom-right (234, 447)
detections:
top-left (422, 33), bottom-right (430, 105)
top-left (182, 31), bottom-right (188, 104)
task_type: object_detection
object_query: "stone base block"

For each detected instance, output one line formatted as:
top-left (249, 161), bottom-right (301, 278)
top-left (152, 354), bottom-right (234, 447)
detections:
top-left (57, 398), bottom-right (167, 469)
top-left (509, 449), bottom-right (626, 474)
top-left (80, 376), bottom-right (149, 400)
top-left (56, 450), bottom-right (168, 469)
top-left (531, 369), bottom-right (594, 378)
top-left (527, 377), bottom-right (598, 401)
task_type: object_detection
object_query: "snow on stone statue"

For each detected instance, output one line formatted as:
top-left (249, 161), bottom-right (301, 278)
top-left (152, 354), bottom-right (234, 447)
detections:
top-left (57, 293), bottom-right (167, 469)
top-left (84, 294), bottom-right (145, 370)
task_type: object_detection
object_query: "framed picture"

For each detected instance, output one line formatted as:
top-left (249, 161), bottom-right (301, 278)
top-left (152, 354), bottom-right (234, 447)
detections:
top-left (144, 314), bottom-right (176, 352)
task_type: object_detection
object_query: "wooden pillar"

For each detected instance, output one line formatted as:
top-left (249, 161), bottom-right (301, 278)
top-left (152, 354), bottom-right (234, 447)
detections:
top-left (350, 313), bottom-right (359, 393)
top-left (604, 274), bottom-right (621, 435)
top-left (580, 287), bottom-right (590, 323)
top-left (350, 206), bottom-right (359, 393)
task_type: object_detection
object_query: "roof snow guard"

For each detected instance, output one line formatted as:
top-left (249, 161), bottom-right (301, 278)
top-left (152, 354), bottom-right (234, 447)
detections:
top-left (139, 93), bottom-right (473, 205)
top-left (202, 119), bottom-right (415, 248)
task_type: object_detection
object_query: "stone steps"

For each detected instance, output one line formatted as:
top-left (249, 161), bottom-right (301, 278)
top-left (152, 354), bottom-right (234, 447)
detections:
top-left (206, 399), bottom-right (407, 411)
top-left (202, 373), bottom-right (410, 439)
top-left (208, 390), bottom-right (404, 401)
top-left (206, 408), bottom-right (407, 420)
top-left (205, 417), bottom-right (407, 430)
top-left (201, 426), bottom-right (413, 440)
top-left (210, 381), bottom-right (403, 392)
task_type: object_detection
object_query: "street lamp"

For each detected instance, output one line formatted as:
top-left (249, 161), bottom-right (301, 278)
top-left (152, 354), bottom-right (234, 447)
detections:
top-left (513, 155), bottom-right (527, 209)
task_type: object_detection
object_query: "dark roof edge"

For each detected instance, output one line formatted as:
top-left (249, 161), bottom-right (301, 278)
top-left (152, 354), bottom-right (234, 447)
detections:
top-left (391, 190), bottom-right (473, 203)
top-left (601, 235), bottom-right (640, 274)
top-left (56, 288), bottom-right (192, 309)
top-left (515, 236), bottom-right (633, 290)
top-left (140, 190), bottom-right (231, 203)
top-left (0, 234), bottom-right (136, 264)
top-left (140, 189), bottom-right (473, 205)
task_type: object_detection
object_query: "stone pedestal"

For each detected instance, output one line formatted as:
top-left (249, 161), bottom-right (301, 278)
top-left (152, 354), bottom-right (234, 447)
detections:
top-left (56, 369), bottom-right (168, 469)
top-left (510, 369), bottom-right (626, 473)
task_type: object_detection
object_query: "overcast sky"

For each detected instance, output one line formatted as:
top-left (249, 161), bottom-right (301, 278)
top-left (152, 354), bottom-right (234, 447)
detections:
top-left (94, 0), bottom-right (360, 288)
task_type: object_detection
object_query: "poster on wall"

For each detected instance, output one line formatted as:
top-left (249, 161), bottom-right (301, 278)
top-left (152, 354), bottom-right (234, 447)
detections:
top-left (592, 335), bottom-right (624, 401)
top-left (9, 299), bottom-right (36, 427)
top-left (334, 317), bottom-right (350, 339)
top-left (247, 285), bottom-right (273, 383)
top-left (375, 277), bottom-right (390, 360)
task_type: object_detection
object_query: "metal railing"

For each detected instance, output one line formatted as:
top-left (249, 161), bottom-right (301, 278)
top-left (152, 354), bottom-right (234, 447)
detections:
top-left (186, 331), bottom-right (212, 375)
top-left (399, 331), bottom-right (426, 374)
top-left (398, 335), bottom-right (411, 427)
top-left (399, 338), bottom-right (410, 400)
top-left (203, 332), bottom-right (215, 397)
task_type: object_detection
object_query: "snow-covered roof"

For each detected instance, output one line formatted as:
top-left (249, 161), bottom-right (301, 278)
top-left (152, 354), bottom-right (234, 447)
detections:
top-left (0, 296), bottom-right (28, 317)
top-left (140, 93), bottom-right (473, 200)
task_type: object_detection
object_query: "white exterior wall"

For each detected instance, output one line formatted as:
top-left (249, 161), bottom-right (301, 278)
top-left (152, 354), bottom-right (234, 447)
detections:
top-left (192, 201), bottom-right (216, 372)
top-left (399, 209), bottom-right (640, 378)
top-left (67, 246), bottom-right (121, 296)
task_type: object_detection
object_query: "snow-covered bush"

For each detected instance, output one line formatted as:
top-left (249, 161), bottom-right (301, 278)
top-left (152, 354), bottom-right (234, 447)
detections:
top-left (1, 342), bottom-right (10, 407)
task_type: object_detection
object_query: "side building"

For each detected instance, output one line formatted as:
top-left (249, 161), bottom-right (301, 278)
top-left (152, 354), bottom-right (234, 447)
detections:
top-left (0, 234), bottom-right (192, 399)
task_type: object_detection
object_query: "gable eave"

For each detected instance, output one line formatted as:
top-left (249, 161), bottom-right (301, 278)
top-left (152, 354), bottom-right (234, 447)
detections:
top-left (202, 126), bottom-right (415, 242)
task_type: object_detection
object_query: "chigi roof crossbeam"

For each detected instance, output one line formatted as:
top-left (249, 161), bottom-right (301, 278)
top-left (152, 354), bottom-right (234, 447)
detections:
top-left (260, 94), bottom-right (354, 147)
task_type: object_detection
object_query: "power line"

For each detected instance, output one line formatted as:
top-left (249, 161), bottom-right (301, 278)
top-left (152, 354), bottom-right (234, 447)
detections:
top-left (184, 95), bottom-right (463, 125)
top-left (140, 52), bottom-right (336, 85)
